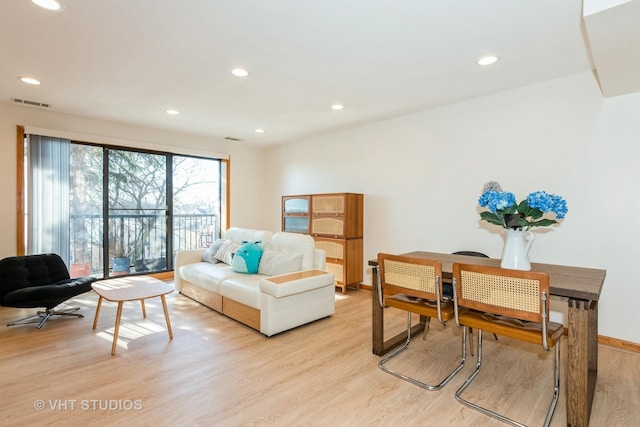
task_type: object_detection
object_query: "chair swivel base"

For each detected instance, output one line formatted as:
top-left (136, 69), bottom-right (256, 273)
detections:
top-left (6, 307), bottom-right (84, 329)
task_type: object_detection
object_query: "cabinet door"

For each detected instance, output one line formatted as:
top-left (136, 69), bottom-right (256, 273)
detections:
top-left (314, 239), bottom-right (344, 261)
top-left (314, 238), bottom-right (345, 284)
top-left (325, 262), bottom-right (344, 285)
top-left (283, 216), bottom-right (309, 233)
top-left (283, 196), bottom-right (309, 214)
top-left (311, 217), bottom-right (345, 237)
top-left (282, 195), bottom-right (310, 233)
top-left (312, 194), bottom-right (345, 214)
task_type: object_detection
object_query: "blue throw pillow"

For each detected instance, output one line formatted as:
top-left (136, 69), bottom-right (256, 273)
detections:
top-left (231, 241), bottom-right (264, 274)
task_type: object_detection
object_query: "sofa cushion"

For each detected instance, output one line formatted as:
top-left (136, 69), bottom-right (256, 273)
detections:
top-left (219, 275), bottom-right (264, 309)
top-left (269, 232), bottom-right (316, 271)
top-left (258, 250), bottom-right (303, 276)
top-left (214, 240), bottom-right (241, 265)
top-left (224, 228), bottom-right (273, 247)
top-left (178, 262), bottom-right (237, 293)
top-left (202, 238), bottom-right (225, 263)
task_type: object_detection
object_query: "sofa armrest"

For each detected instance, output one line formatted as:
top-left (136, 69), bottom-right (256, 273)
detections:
top-left (313, 248), bottom-right (326, 271)
top-left (260, 269), bottom-right (334, 298)
top-left (174, 249), bottom-right (206, 291)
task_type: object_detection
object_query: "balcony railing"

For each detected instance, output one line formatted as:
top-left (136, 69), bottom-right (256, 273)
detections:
top-left (69, 213), bottom-right (217, 277)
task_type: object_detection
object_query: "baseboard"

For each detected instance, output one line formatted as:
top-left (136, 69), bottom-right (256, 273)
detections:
top-left (149, 271), bottom-right (174, 281)
top-left (599, 335), bottom-right (640, 354)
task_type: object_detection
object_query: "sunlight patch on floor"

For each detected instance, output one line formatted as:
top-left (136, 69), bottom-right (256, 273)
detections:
top-left (95, 320), bottom-right (167, 350)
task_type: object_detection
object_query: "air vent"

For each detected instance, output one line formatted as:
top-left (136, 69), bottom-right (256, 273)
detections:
top-left (11, 98), bottom-right (51, 108)
top-left (224, 137), bottom-right (241, 141)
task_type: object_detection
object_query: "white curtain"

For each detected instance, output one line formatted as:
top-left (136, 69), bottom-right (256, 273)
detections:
top-left (27, 134), bottom-right (70, 262)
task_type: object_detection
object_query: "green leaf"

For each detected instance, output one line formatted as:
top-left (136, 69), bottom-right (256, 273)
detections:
top-left (516, 200), bottom-right (529, 213)
top-left (530, 219), bottom-right (557, 227)
top-left (530, 208), bottom-right (544, 220)
top-left (503, 205), bottom-right (517, 215)
top-left (480, 211), bottom-right (504, 227)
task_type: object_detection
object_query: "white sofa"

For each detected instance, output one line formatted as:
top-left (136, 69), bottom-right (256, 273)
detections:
top-left (174, 228), bottom-right (335, 336)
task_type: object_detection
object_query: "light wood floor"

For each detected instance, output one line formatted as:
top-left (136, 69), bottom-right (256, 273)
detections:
top-left (1, 286), bottom-right (638, 426)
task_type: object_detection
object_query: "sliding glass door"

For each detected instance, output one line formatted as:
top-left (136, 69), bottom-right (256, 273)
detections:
top-left (173, 156), bottom-right (221, 253)
top-left (69, 143), bottom-right (103, 276)
top-left (107, 149), bottom-right (168, 276)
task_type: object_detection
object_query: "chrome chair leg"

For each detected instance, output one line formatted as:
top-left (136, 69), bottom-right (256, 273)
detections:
top-left (7, 307), bottom-right (84, 329)
top-left (455, 330), bottom-right (560, 427)
top-left (467, 327), bottom-right (498, 357)
top-left (7, 314), bottom-right (43, 327)
top-left (379, 312), bottom-right (466, 391)
top-left (421, 316), bottom-right (431, 340)
top-left (544, 342), bottom-right (561, 427)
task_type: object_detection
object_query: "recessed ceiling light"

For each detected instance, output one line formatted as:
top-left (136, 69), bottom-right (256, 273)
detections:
top-left (166, 109), bottom-right (180, 115)
top-left (255, 128), bottom-right (265, 133)
top-left (477, 56), bottom-right (499, 66)
top-left (231, 68), bottom-right (249, 77)
top-left (331, 104), bottom-right (344, 111)
top-left (31, 0), bottom-right (62, 11)
top-left (19, 77), bottom-right (41, 85)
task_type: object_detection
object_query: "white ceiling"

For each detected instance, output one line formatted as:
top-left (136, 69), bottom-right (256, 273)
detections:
top-left (0, 0), bottom-right (637, 146)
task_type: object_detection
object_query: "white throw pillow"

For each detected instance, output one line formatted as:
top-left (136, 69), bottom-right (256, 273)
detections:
top-left (214, 240), bottom-right (241, 265)
top-left (258, 249), bottom-right (303, 276)
top-left (202, 239), bottom-right (226, 263)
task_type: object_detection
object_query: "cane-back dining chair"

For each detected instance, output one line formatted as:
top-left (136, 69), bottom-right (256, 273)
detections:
top-left (444, 251), bottom-right (497, 351)
top-left (376, 253), bottom-right (466, 390)
top-left (452, 263), bottom-right (564, 427)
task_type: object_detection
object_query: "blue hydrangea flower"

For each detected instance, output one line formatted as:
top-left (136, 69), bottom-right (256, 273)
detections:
top-left (550, 194), bottom-right (568, 219)
top-left (527, 191), bottom-right (568, 219)
top-left (478, 191), bottom-right (516, 214)
top-left (527, 191), bottom-right (553, 212)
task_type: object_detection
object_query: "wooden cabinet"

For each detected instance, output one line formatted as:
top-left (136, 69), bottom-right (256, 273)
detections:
top-left (282, 192), bottom-right (363, 293)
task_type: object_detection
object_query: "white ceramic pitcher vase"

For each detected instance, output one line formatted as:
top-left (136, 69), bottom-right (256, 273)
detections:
top-left (500, 229), bottom-right (535, 270)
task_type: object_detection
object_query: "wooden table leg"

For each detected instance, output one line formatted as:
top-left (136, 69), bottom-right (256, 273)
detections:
top-left (160, 295), bottom-right (173, 339)
top-left (566, 298), bottom-right (598, 427)
top-left (372, 265), bottom-right (424, 356)
top-left (372, 266), bottom-right (385, 355)
top-left (140, 299), bottom-right (146, 318)
top-left (111, 301), bottom-right (124, 356)
top-left (92, 296), bottom-right (103, 330)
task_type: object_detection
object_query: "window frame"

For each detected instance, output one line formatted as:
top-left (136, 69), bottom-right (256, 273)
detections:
top-left (16, 125), bottom-right (230, 277)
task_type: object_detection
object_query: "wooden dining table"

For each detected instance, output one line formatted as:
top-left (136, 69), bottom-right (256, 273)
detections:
top-left (369, 251), bottom-right (606, 427)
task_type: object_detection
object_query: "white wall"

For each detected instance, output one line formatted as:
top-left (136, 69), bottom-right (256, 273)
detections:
top-left (264, 71), bottom-right (640, 344)
top-left (0, 102), bottom-right (268, 259)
